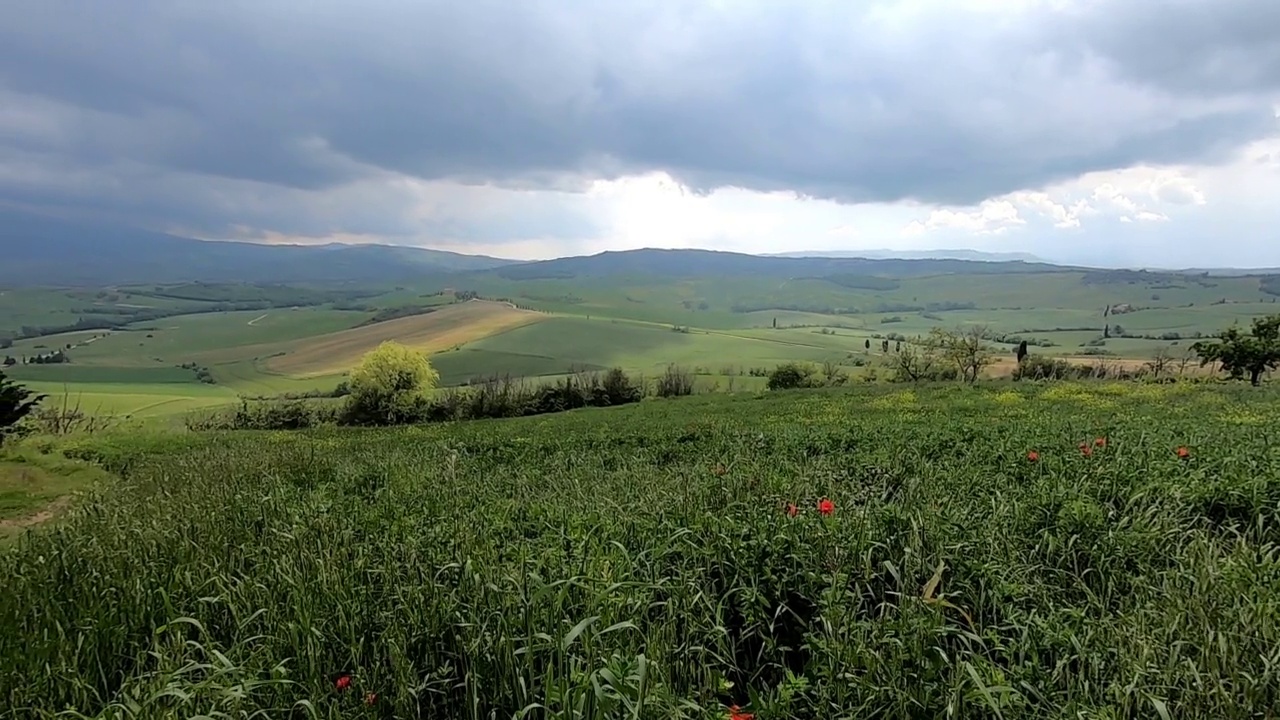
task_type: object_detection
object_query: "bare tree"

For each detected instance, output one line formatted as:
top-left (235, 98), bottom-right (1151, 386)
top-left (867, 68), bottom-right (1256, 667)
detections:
top-left (930, 325), bottom-right (994, 383)
top-left (890, 342), bottom-right (938, 382)
top-left (821, 359), bottom-right (848, 386)
top-left (1145, 347), bottom-right (1173, 380)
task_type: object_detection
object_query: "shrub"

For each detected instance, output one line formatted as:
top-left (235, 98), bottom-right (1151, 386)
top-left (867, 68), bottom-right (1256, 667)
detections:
top-left (767, 362), bottom-right (819, 390)
top-left (187, 399), bottom-right (340, 431)
top-left (1012, 355), bottom-right (1076, 381)
top-left (341, 369), bottom-right (648, 427)
top-left (655, 365), bottom-right (695, 397)
top-left (600, 367), bottom-right (644, 405)
top-left (342, 341), bottom-right (439, 425)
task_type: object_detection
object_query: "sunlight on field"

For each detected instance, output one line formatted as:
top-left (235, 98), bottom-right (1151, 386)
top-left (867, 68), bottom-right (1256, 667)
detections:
top-left (265, 301), bottom-right (544, 377)
top-left (22, 381), bottom-right (238, 417)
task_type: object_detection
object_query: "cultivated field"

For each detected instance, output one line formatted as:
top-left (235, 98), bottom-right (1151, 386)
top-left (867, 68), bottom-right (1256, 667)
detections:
top-left (429, 316), bottom-right (850, 384)
top-left (5, 268), bottom-right (1279, 419)
top-left (263, 300), bottom-right (543, 377)
top-left (2, 383), bottom-right (1276, 718)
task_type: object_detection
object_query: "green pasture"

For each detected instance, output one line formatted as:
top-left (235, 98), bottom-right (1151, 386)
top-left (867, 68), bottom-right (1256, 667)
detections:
top-left (428, 316), bottom-right (849, 384)
top-left (2, 383), bottom-right (1277, 717)
top-left (17, 381), bottom-right (237, 417)
top-left (0, 287), bottom-right (217, 337)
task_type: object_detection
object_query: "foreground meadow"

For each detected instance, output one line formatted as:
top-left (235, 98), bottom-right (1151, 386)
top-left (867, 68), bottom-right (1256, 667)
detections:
top-left (2, 383), bottom-right (1278, 719)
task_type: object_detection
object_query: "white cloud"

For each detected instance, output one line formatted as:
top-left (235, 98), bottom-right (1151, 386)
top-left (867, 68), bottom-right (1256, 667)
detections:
top-left (901, 200), bottom-right (1025, 237)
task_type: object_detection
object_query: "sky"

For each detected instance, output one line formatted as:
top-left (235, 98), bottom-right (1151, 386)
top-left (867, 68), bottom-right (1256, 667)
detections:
top-left (1, 0), bottom-right (1279, 268)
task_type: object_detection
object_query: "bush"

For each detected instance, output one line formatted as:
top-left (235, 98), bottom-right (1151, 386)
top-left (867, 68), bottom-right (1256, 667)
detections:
top-left (187, 399), bottom-right (340, 431)
top-left (343, 369), bottom-right (648, 427)
top-left (342, 341), bottom-right (439, 426)
top-left (600, 367), bottom-right (643, 405)
top-left (1012, 355), bottom-right (1076, 381)
top-left (655, 365), bottom-right (695, 398)
top-left (767, 362), bottom-right (819, 390)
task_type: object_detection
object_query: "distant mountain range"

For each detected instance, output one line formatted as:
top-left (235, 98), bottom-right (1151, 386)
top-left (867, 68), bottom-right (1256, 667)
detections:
top-left (1, 209), bottom-right (1272, 287)
top-left (0, 210), bottom-right (515, 286)
top-left (492, 247), bottom-right (1069, 281)
top-left (766, 249), bottom-right (1048, 263)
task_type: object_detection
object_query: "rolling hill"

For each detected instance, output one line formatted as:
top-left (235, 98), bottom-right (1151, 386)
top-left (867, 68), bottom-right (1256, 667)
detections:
top-left (0, 209), bottom-right (515, 286)
top-left (490, 247), bottom-right (1073, 281)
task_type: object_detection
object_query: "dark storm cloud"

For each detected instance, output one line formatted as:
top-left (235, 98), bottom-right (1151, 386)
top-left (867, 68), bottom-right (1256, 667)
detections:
top-left (1062, 0), bottom-right (1280, 96)
top-left (1, 0), bottom-right (1278, 234)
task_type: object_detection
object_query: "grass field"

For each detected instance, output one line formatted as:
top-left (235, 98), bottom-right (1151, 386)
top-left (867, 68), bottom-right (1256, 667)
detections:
top-left (263, 300), bottom-right (543, 377)
top-left (2, 383), bottom-right (1277, 718)
top-left (0, 450), bottom-right (113, 543)
top-left (430, 316), bottom-right (851, 384)
top-left (16, 381), bottom-right (239, 417)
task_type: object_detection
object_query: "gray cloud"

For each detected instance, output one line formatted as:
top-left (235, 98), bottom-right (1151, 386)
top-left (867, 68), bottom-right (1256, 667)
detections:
top-left (1, 0), bottom-right (1278, 239)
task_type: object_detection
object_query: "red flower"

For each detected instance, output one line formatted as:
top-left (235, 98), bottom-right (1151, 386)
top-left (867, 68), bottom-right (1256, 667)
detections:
top-left (728, 705), bottom-right (755, 720)
top-left (334, 674), bottom-right (352, 692)
top-left (1094, 437), bottom-right (1107, 448)
top-left (786, 503), bottom-right (799, 517)
top-left (817, 498), bottom-right (835, 516)
top-left (1079, 443), bottom-right (1093, 457)
top-left (1027, 450), bottom-right (1039, 462)
top-left (1176, 446), bottom-right (1190, 459)
top-left (364, 692), bottom-right (378, 706)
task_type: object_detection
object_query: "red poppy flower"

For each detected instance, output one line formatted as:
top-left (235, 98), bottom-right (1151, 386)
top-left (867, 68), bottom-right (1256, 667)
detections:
top-left (1079, 443), bottom-right (1093, 457)
top-left (1094, 437), bottom-right (1107, 448)
top-left (334, 674), bottom-right (352, 692)
top-left (728, 705), bottom-right (755, 720)
top-left (1027, 450), bottom-right (1039, 462)
top-left (817, 498), bottom-right (835, 516)
top-left (786, 503), bottom-right (798, 517)
top-left (1176, 446), bottom-right (1190, 459)
top-left (364, 692), bottom-right (378, 706)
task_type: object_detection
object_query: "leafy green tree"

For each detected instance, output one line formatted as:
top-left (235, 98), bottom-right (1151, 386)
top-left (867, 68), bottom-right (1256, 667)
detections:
top-left (343, 341), bottom-right (440, 425)
top-left (1191, 314), bottom-right (1280, 386)
top-left (1, 371), bottom-right (45, 446)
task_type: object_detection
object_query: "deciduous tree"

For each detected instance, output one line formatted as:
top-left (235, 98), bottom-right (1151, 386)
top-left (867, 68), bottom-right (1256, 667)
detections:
top-left (343, 341), bottom-right (440, 424)
top-left (930, 326), bottom-right (993, 383)
top-left (1191, 314), bottom-right (1280, 386)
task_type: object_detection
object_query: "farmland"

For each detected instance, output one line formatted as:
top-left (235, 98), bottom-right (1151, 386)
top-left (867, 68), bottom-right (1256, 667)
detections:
top-left (4, 256), bottom-right (1280, 418)
top-left (2, 382), bottom-right (1277, 718)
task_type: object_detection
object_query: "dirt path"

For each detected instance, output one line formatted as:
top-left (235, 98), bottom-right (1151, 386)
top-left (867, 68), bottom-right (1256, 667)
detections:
top-left (0, 496), bottom-right (73, 532)
top-left (247, 313), bottom-right (269, 326)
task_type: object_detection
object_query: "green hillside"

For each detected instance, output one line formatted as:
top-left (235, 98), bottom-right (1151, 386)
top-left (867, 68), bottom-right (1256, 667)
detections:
top-left (2, 383), bottom-right (1276, 717)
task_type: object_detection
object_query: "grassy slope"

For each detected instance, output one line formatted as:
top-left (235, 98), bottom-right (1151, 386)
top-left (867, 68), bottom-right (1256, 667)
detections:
top-left (0, 448), bottom-right (113, 543)
top-left (1, 383), bottom-right (1277, 717)
top-left (0, 288), bottom-right (210, 337)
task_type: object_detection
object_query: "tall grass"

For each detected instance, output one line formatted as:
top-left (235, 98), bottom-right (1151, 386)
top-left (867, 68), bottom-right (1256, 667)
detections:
top-left (2, 384), bottom-right (1278, 718)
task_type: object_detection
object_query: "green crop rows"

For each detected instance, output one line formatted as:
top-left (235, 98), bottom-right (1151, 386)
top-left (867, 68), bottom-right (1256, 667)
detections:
top-left (3, 383), bottom-right (1278, 718)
